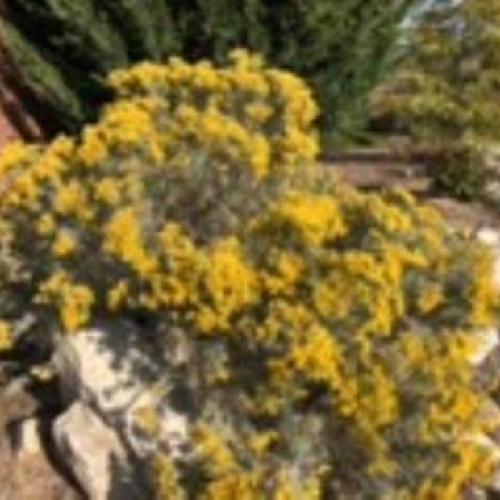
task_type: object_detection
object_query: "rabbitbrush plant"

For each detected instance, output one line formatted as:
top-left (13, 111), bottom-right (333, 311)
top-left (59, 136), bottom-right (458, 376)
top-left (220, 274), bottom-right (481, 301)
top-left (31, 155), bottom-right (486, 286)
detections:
top-left (0, 52), bottom-right (500, 498)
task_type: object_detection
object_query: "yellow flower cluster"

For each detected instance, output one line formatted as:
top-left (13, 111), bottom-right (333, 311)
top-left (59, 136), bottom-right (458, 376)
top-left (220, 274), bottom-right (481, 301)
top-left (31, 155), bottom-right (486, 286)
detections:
top-left (52, 230), bottom-right (77, 258)
top-left (267, 190), bottom-right (347, 245)
top-left (36, 271), bottom-right (94, 333)
top-left (0, 53), bottom-right (499, 498)
top-left (153, 453), bottom-right (185, 500)
top-left (194, 425), bottom-right (237, 476)
top-left (196, 238), bottom-right (259, 334)
top-left (0, 140), bottom-right (36, 176)
top-left (0, 320), bottom-right (12, 352)
top-left (109, 49), bottom-right (319, 175)
top-left (103, 208), bottom-right (158, 277)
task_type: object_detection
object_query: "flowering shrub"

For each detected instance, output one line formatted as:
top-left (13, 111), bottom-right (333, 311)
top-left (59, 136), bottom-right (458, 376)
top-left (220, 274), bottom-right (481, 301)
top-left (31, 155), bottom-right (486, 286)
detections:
top-left (0, 52), bottom-right (499, 498)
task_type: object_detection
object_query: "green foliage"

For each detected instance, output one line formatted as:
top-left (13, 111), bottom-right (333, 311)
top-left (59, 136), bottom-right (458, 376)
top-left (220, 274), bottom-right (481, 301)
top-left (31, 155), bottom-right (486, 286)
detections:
top-left (0, 53), bottom-right (500, 498)
top-left (1, 0), bottom-right (419, 143)
top-left (100, 0), bottom-right (172, 60)
top-left (431, 144), bottom-right (490, 200)
top-left (12, 0), bottom-right (129, 72)
top-left (0, 20), bottom-right (85, 130)
top-left (372, 0), bottom-right (500, 198)
top-left (180, 0), bottom-right (421, 146)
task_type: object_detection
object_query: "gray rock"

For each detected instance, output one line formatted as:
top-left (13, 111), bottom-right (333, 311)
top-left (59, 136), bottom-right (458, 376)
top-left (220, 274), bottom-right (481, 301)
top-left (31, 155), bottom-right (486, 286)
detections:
top-left (53, 402), bottom-right (140, 500)
top-left (476, 227), bottom-right (500, 247)
top-left (125, 390), bottom-right (189, 459)
top-left (476, 227), bottom-right (500, 291)
top-left (52, 321), bottom-right (191, 462)
top-left (52, 321), bottom-right (163, 415)
top-left (469, 328), bottom-right (500, 366)
top-left (11, 417), bottom-right (42, 457)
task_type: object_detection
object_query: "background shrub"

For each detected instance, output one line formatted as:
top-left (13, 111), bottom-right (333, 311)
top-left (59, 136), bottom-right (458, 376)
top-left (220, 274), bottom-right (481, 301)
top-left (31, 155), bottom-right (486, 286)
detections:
top-left (0, 53), bottom-right (499, 498)
top-left (371, 0), bottom-right (500, 198)
top-left (0, 0), bottom-right (420, 144)
top-left (429, 143), bottom-right (490, 201)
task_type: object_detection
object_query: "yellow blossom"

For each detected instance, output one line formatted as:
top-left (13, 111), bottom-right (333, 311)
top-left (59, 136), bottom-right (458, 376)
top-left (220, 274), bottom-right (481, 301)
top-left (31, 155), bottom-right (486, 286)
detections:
top-left (37, 271), bottom-right (94, 333)
top-left (52, 230), bottom-right (77, 258)
top-left (103, 208), bottom-right (158, 277)
top-left (107, 280), bottom-right (129, 311)
top-left (0, 141), bottom-right (34, 175)
top-left (194, 425), bottom-right (236, 475)
top-left (54, 181), bottom-right (93, 220)
top-left (0, 321), bottom-right (13, 351)
top-left (94, 177), bottom-right (122, 206)
top-left (36, 213), bottom-right (57, 236)
top-left (272, 190), bottom-right (346, 245)
top-left (417, 284), bottom-right (444, 314)
top-left (77, 127), bottom-right (108, 167)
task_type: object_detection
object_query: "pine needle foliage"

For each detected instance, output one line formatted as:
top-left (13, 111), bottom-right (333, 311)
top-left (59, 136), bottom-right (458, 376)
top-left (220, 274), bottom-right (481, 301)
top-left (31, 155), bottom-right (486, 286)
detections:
top-left (0, 20), bottom-right (86, 131)
top-left (0, 0), bottom-right (419, 143)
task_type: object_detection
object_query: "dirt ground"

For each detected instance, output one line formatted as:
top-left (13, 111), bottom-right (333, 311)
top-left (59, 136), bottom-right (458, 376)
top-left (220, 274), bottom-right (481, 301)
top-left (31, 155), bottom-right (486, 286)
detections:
top-left (331, 160), bottom-right (500, 230)
top-left (0, 388), bottom-right (79, 500)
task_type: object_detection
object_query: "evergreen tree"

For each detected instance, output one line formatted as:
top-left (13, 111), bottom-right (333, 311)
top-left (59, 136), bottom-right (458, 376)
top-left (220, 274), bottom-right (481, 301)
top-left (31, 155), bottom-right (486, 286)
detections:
top-left (169, 0), bottom-right (420, 145)
top-left (0, 20), bottom-right (85, 131)
top-left (1, 0), bottom-right (419, 144)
